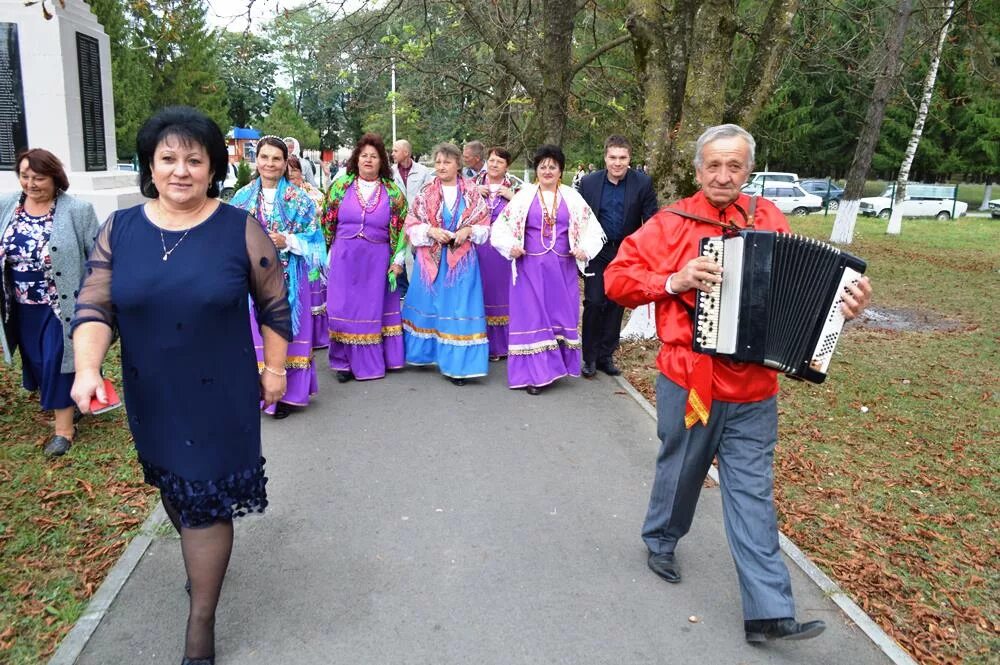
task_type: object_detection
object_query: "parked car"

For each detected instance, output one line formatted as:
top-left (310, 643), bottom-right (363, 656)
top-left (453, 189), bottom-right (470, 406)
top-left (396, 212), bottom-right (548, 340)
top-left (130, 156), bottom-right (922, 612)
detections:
top-left (220, 163), bottom-right (240, 199)
top-left (989, 199), bottom-right (1000, 219)
top-left (859, 184), bottom-right (968, 220)
top-left (799, 179), bottom-right (845, 210)
top-left (746, 171), bottom-right (799, 187)
top-left (743, 182), bottom-right (823, 215)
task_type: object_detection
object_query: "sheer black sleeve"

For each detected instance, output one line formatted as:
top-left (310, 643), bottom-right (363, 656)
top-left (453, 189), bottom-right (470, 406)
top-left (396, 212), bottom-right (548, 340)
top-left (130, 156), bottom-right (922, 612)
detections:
top-left (245, 215), bottom-right (292, 342)
top-left (71, 212), bottom-right (116, 334)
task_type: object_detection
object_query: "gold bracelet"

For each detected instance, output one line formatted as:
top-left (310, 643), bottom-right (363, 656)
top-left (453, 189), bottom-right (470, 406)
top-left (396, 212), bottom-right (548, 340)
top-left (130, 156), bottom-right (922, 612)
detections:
top-left (261, 365), bottom-right (287, 377)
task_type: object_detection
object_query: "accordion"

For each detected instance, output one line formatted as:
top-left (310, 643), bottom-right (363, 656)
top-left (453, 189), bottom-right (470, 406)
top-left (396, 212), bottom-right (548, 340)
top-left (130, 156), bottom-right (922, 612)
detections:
top-left (692, 230), bottom-right (867, 383)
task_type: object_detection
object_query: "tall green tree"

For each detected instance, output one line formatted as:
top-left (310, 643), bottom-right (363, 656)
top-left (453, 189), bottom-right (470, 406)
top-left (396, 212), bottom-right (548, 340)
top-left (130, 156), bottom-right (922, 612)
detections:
top-left (130, 0), bottom-right (230, 132)
top-left (258, 92), bottom-right (321, 148)
top-left (218, 31), bottom-right (278, 129)
top-left (86, 0), bottom-right (153, 159)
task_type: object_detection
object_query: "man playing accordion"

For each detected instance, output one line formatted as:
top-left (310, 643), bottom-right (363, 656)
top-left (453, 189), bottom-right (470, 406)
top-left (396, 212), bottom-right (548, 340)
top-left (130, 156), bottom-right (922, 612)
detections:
top-left (605, 124), bottom-right (872, 644)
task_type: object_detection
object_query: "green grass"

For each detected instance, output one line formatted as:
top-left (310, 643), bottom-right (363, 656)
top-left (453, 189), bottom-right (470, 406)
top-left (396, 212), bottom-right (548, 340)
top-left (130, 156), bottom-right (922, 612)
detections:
top-left (0, 347), bottom-right (154, 664)
top-left (618, 214), bottom-right (999, 664)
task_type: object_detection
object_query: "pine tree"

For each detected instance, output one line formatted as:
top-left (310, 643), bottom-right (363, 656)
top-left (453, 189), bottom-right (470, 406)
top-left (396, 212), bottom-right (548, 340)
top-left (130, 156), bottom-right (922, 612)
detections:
top-left (258, 92), bottom-right (320, 149)
top-left (86, 0), bottom-right (153, 159)
top-left (130, 0), bottom-right (230, 132)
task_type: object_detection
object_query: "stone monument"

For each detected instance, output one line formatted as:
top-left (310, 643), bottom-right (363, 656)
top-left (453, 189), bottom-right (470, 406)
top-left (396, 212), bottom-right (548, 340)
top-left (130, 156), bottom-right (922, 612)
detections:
top-left (0, 0), bottom-right (143, 220)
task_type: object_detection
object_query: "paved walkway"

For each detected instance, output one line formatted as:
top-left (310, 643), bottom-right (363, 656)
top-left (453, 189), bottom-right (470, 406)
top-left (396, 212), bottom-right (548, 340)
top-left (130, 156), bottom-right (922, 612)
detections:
top-left (64, 364), bottom-right (896, 664)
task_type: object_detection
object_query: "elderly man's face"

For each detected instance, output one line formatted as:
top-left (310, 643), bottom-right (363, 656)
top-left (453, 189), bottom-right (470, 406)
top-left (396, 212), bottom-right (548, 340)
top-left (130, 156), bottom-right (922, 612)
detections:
top-left (462, 147), bottom-right (481, 169)
top-left (392, 143), bottom-right (410, 164)
top-left (694, 136), bottom-right (752, 208)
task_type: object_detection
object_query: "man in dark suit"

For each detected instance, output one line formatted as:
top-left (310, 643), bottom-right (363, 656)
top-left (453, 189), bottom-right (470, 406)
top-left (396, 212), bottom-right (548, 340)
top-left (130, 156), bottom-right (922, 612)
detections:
top-left (577, 135), bottom-right (658, 377)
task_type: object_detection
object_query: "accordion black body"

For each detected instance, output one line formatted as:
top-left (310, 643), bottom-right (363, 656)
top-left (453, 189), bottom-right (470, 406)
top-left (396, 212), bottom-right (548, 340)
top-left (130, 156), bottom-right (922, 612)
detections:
top-left (692, 230), bottom-right (867, 383)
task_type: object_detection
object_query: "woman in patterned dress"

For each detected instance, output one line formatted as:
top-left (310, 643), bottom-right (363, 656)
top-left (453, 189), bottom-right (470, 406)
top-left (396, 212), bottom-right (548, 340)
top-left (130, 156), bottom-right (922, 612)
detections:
top-left (230, 137), bottom-right (326, 418)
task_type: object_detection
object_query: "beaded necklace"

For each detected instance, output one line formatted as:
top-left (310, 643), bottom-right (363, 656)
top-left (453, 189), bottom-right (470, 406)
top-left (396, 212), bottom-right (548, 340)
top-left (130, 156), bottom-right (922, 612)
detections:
top-left (537, 187), bottom-right (559, 249)
top-left (355, 177), bottom-right (382, 214)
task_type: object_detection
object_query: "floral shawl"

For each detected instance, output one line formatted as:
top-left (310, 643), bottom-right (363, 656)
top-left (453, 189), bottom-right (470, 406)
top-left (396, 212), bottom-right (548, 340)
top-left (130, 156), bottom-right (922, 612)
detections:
top-left (490, 183), bottom-right (606, 284)
top-left (230, 176), bottom-right (326, 335)
top-left (322, 173), bottom-right (408, 264)
top-left (404, 176), bottom-right (489, 286)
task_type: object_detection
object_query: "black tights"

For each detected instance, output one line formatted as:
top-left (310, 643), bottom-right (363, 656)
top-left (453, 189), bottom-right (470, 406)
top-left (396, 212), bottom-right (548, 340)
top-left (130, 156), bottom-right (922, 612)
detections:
top-left (162, 493), bottom-right (234, 660)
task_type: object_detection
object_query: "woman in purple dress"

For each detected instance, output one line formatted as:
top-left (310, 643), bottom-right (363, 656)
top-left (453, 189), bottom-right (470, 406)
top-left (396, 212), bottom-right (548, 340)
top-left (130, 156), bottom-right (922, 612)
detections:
top-left (322, 133), bottom-right (408, 382)
top-left (490, 144), bottom-right (605, 395)
top-left (230, 137), bottom-right (326, 418)
top-left (473, 147), bottom-right (519, 360)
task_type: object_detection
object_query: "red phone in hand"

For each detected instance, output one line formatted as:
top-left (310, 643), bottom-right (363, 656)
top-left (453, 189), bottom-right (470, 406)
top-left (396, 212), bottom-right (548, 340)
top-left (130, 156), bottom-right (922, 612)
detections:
top-left (89, 378), bottom-right (122, 415)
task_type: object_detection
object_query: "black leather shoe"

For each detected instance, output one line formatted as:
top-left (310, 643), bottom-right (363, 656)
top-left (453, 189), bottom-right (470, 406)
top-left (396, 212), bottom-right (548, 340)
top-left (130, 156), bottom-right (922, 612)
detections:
top-left (43, 435), bottom-right (72, 457)
top-left (273, 403), bottom-right (292, 420)
top-left (450, 378), bottom-right (467, 386)
top-left (744, 618), bottom-right (826, 643)
top-left (597, 358), bottom-right (621, 376)
top-left (647, 551), bottom-right (680, 583)
top-left (526, 386), bottom-right (542, 395)
top-left (581, 361), bottom-right (597, 378)
top-left (336, 370), bottom-right (353, 383)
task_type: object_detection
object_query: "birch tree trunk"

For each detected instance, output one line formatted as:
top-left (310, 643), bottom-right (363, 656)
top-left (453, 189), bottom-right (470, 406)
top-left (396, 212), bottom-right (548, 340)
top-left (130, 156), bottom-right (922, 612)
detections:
top-left (979, 180), bottom-right (992, 211)
top-left (887, 0), bottom-right (955, 235)
top-left (831, 0), bottom-right (914, 245)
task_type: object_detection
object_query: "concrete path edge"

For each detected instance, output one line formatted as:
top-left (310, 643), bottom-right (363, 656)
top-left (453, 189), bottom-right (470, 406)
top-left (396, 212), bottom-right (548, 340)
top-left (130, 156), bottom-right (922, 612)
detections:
top-left (47, 376), bottom-right (917, 665)
top-left (612, 374), bottom-right (918, 665)
top-left (48, 503), bottom-right (169, 665)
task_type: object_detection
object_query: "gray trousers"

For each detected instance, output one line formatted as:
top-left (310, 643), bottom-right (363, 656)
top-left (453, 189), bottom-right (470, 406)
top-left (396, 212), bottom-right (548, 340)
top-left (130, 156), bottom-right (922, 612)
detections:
top-left (642, 374), bottom-right (795, 621)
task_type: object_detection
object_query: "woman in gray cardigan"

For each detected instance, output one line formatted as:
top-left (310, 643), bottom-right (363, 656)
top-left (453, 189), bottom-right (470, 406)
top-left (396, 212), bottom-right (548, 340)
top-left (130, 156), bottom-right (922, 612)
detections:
top-left (1, 148), bottom-right (99, 456)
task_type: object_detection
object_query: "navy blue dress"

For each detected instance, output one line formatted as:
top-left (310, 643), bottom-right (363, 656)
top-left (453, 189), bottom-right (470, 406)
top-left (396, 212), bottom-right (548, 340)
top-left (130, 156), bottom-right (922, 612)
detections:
top-left (73, 202), bottom-right (291, 527)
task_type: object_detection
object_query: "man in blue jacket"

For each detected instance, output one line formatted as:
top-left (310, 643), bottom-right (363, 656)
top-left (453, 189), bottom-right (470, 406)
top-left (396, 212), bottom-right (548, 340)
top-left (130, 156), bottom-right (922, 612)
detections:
top-left (577, 135), bottom-right (658, 377)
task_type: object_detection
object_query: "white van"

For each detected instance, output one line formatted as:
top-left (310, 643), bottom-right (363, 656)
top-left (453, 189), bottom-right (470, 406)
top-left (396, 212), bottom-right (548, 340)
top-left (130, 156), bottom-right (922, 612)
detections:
top-left (859, 184), bottom-right (968, 219)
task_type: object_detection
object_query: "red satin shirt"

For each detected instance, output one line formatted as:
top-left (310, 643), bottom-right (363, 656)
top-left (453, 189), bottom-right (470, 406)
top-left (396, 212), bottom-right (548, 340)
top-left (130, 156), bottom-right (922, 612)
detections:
top-left (605, 190), bottom-right (790, 405)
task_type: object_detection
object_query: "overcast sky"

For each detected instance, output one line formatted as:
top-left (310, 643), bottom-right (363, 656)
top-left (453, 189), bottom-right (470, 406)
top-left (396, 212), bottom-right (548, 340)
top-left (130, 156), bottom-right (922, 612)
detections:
top-left (205, 0), bottom-right (287, 33)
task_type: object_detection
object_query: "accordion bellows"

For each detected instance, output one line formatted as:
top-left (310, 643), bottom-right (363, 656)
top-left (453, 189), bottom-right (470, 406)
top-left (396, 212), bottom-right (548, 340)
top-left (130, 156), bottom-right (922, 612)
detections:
top-left (693, 230), bottom-right (867, 383)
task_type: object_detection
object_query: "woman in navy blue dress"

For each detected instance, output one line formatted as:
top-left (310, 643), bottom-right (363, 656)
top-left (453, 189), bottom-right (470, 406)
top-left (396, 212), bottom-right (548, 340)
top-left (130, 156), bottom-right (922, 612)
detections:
top-left (71, 107), bottom-right (290, 665)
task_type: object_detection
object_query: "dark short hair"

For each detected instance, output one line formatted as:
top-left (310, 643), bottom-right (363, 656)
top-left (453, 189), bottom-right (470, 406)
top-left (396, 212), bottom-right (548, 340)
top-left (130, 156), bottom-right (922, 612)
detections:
top-left (257, 136), bottom-right (288, 160)
top-left (346, 133), bottom-right (392, 181)
top-left (136, 106), bottom-right (229, 199)
top-left (487, 146), bottom-right (512, 166)
top-left (286, 155), bottom-right (302, 172)
top-left (16, 148), bottom-right (70, 192)
top-left (531, 144), bottom-right (565, 173)
top-left (604, 135), bottom-right (632, 154)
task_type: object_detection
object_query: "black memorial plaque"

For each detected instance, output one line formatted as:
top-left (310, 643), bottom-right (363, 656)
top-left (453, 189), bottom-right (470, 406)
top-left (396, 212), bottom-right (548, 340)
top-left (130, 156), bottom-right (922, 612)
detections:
top-left (76, 32), bottom-right (107, 171)
top-left (0, 23), bottom-right (29, 171)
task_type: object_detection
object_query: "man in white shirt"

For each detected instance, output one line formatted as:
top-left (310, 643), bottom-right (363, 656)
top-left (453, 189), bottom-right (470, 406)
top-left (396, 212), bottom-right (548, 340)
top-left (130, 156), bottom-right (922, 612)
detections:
top-left (390, 139), bottom-right (433, 296)
top-left (390, 139), bottom-right (433, 202)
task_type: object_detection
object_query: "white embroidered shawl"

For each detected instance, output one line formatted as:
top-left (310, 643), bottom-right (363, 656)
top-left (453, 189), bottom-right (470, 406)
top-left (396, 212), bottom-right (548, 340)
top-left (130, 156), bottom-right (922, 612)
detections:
top-left (489, 183), bottom-right (605, 284)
